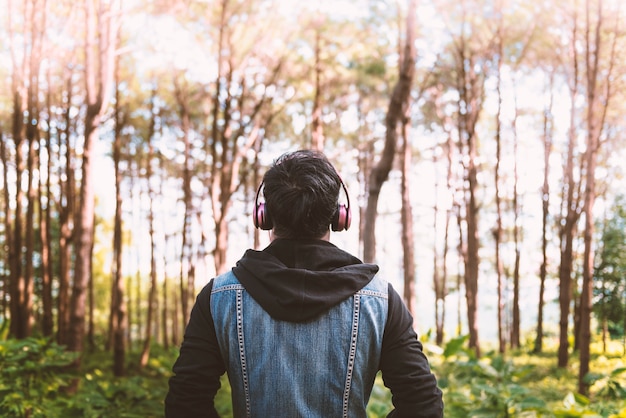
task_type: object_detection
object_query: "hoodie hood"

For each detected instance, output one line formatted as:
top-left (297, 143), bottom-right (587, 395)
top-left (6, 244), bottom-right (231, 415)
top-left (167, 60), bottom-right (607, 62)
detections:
top-left (232, 239), bottom-right (379, 322)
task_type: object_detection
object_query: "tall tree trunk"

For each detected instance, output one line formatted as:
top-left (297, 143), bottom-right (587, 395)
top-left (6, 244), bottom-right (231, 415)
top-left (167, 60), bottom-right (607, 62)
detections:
top-left (175, 81), bottom-right (193, 330)
top-left (432, 148), bottom-right (444, 346)
top-left (451, 6), bottom-right (487, 357)
top-left (57, 74), bottom-right (75, 346)
top-left (578, 0), bottom-right (615, 395)
top-left (162, 276), bottom-right (169, 349)
top-left (0, 133), bottom-right (12, 324)
top-left (510, 92), bottom-right (521, 350)
top-left (494, 25), bottom-right (506, 354)
top-left (433, 92), bottom-right (455, 346)
top-left (363, 0), bottom-right (416, 263)
top-left (141, 116), bottom-right (158, 368)
top-left (40, 70), bottom-right (54, 337)
top-left (464, 133), bottom-right (481, 357)
top-left (455, 201), bottom-right (465, 337)
top-left (67, 0), bottom-right (118, 365)
top-left (21, 135), bottom-right (35, 338)
top-left (400, 113), bottom-right (415, 315)
top-left (8, 20), bottom-right (26, 337)
top-left (535, 73), bottom-right (554, 354)
top-left (558, 7), bottom-right (582, 367)
top-left (111, 73), bottom-right (126, 376)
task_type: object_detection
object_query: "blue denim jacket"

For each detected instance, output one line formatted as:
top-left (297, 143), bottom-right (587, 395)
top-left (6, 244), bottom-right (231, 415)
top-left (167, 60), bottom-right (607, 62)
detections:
top-left (211, 270), bottom-right (388, 418)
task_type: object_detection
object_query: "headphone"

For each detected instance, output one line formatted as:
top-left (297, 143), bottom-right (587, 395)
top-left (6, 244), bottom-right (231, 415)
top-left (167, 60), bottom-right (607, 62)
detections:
top-left (253, 178), bottom-right (352, 232)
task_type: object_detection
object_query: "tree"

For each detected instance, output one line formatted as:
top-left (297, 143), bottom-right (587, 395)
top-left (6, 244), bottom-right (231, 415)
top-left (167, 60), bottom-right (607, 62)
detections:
top-left (110, 64), bottom-right (127, 376)
top-left (67, 0), bottom-right (120, 364)
top-left (440, 0), bottom-right (493, 356)
top-left (363, 0), bottom-right (416, 264)
top-left (140, 87), bottom-right (160, 367)
top-left (577, 0), bottom-right (620, 395)
top-left (594, 196), bottom-right (626, 350)
top-left (535, 71), bottom-right (555, 354)
top-left (557, 2), bottom-right (584, 368)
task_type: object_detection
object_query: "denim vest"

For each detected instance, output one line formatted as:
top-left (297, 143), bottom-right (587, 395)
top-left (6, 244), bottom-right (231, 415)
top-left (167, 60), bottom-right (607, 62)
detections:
top-left (210, 270), bottom-right (388, 418)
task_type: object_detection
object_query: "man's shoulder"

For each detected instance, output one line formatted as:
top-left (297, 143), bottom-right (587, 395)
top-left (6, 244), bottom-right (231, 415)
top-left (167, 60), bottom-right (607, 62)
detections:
top-left (360, 275), bottom-right (389, 297)
top-left (212, 270), bottom-right (242, 289)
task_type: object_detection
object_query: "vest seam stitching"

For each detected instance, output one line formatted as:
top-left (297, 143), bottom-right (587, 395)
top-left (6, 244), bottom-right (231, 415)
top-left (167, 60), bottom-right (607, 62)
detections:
top-left (342, 293), bottom-right (360, 418)
top-left (236, 289), bottom-right (251, 418)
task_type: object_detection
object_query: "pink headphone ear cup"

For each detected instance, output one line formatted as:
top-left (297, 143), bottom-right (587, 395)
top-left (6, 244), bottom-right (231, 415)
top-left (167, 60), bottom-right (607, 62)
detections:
top-left (254, 202), bottom-right (273, 230)
top-left (332, 204), bottom-right (351, 231)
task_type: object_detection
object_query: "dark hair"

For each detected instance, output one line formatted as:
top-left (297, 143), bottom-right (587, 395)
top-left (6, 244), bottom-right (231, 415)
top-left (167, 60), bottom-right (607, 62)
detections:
top-left (263, 150), bottom-right (341, 239)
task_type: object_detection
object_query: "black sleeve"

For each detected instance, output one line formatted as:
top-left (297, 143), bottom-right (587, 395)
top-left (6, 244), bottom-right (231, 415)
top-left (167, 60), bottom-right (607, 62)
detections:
top-left (165, 280), bottom-right (226, 417)
top-left (380, 283), bottom-right (444, 418)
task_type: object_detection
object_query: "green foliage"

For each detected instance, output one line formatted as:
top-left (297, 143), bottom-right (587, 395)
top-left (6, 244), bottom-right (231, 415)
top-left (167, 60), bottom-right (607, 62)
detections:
top-left (438, 336), bottom-right (549, 417)
top-left (437, 335), bottom-right (626, 417)
top-left (2, 336), bottom-right (625, 417)
top-left (0, 339), bottom-right (172, 418)
top-left (552, 392), bottom-right (603, 417)
top-left (0, 337), bottom-right (78, 418)
top-left (58, 371), bottom-right (166, 418)
top-left (366, 373), bottom-right (393, 417)
top-left (594, 195), bottom-right (626, 338)
top-left (585, 367), bottom-right (626, 400)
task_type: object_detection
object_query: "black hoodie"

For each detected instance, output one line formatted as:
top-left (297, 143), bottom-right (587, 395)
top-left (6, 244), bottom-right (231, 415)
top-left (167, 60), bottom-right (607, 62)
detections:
top-left (165, 239), bottom-right (444, 418)
top-left (232, 239), bottom-right (379, 322)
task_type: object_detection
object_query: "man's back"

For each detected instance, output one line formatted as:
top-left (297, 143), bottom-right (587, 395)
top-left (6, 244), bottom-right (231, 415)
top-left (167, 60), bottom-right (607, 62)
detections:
top-left (211, 268), bottom-right (388, 417)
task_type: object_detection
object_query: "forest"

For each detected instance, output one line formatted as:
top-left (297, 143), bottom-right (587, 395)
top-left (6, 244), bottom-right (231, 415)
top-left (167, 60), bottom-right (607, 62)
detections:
top-left (1, 0), bottom-right (626, 416)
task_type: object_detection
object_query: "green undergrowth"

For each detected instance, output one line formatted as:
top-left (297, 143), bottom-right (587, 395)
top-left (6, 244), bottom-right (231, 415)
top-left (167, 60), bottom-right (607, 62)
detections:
top-left (1, 336), bottom-right (625, 417)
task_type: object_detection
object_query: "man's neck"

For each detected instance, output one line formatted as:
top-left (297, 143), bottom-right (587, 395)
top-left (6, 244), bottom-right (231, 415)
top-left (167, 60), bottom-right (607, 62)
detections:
top-left (270, 230), bottom-right (330, 242)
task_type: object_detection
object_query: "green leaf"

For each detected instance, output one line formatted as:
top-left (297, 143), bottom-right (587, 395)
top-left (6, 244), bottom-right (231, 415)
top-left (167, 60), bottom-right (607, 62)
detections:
top-left (443, 335), bottom-right (469, 358)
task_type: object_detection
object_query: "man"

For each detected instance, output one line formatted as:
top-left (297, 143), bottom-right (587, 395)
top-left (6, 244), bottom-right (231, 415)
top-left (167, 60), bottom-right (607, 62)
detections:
top-left (165, 150), bottom-right (443, 417)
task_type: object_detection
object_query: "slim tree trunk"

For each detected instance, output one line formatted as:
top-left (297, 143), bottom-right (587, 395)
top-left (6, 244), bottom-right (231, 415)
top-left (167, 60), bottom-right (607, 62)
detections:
top-left (535, 73), bottom-right (554, 354)
top-left (400, 113), bottom-right (415, 315)
top-left (67, 0), bottom-right (119, 365)
top-left (363, 0), bottom-right (416, 263)
top-left (558, 8), bottom-right (582, 367)
top-left (0, 133), bottom-right (12, 323)
top-left (40, 70), bottom-right (54, 337)
top-left (494, 27), bottom-right (506, 354)
top-left (57, 74), bottom-right (75, 346)
top-left (432, 149), bottom-right (444, 345)
top-left (141, 112), bottom-right (158, 368)
top-left (578, 0), bottom-right (615, 395)
top-left (451, 4), bottom-right (488, 357)
top-left (22, 135), bottom-right (35, 338)
top-left (175, 80), bottom-right (193, 330)
top-left (455, 202), bottom-right (465, 337)
top-left (510, 94), bottom-right (521, 350)
top-left (433, 92), bottom-right (455, 346)
top-left (8, 32), bottom-right (25, 338)
top-left (111, 71), bottom-right (126, 376)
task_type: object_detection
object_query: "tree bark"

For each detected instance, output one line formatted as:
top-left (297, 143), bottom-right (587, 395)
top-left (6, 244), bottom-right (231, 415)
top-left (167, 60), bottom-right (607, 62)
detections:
top-left (40, 70), bottom-right (54, 337)
top-left (0, 133), bottom-right (12, 324)
top-left (67, 0), bottom-right (119, 365)
top-left (363, 0), bottom-right (416, 263)
top-left (511, 96), bottom-right (521, 350)
top-left (558, 6), bottom-right (582, 367)
top-left (400, 113), bottom-right (415, 315)
top-left (578, 0), bottom-right (615, 395)
top-left (111, 71), bottom-right (126, 376)
top-left (494, 26), bottom-right (506, 354)
top-left (57, 73), bottom-right (76, 346)
top-left (535, 73), bottom-right (554, 354)
top-left (141, 106), bottom-right (159, 368)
